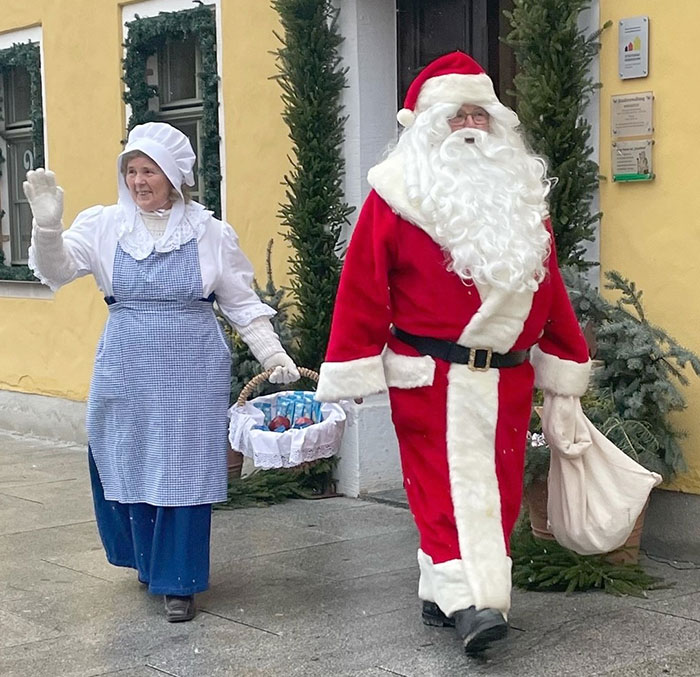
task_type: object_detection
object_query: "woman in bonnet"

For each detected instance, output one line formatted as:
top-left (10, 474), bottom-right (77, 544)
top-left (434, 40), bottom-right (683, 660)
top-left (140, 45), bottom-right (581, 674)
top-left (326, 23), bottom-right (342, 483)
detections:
top-left (23, 122), bottom-right (299, 622)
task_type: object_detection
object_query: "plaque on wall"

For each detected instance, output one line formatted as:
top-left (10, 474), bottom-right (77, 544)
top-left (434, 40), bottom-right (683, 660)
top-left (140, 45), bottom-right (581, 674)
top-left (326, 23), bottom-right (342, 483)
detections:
top-left (611, 92), bottom-right (653, 138)
top-left (612, 139), bottom-right (653, 182)
top-left (619, 16), bottom-right (649, 79)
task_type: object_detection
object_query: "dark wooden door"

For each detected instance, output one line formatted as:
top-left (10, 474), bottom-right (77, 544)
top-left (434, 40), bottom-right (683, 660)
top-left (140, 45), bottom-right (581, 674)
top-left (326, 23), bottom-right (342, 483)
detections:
top-left (397, 0), bottom-right (515, 108)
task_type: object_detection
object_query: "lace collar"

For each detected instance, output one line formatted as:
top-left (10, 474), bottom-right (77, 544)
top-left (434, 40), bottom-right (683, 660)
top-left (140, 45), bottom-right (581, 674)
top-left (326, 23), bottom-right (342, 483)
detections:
top-left (116, 201), bottom-right (212, 260)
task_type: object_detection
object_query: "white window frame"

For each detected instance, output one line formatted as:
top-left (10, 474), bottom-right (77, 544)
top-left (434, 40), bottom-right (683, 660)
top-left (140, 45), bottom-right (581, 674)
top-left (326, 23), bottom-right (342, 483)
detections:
top-left (122, 0), bottom-right (226, 220)
top-left (0, 25), bottom-right (52, 298)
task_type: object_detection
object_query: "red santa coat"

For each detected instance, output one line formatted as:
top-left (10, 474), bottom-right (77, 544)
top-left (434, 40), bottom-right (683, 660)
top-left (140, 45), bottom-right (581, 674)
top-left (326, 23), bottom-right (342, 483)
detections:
top-left (316, 153), bottom-right (590, 617)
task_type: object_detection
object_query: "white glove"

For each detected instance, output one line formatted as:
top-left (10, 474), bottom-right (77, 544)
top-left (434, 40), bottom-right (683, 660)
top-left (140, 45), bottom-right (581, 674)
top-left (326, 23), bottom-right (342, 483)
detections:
top-left (23, 169), bottom-right (64, 230)
top-left (263, 352), bottom-right (301, 384)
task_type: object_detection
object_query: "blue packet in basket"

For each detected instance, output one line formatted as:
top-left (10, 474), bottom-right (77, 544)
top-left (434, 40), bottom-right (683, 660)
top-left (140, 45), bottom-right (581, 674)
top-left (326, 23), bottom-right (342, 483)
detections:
top-left (253, 401), bottom-right (272, 425)
top-left (311, 399), bottom-right (323, 424)
top-left (276, 395), bottom-right (293, 421)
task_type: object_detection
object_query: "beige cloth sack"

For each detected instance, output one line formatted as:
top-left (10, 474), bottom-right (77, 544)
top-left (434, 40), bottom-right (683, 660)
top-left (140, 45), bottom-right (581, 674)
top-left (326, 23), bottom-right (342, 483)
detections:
top-left (541, 394), bottom-right (663, 555)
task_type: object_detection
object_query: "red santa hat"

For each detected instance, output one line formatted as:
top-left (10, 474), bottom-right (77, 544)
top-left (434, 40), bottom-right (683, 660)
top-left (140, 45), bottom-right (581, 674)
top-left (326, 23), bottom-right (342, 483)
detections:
top-left (397, 51), bottom-right (512, 128)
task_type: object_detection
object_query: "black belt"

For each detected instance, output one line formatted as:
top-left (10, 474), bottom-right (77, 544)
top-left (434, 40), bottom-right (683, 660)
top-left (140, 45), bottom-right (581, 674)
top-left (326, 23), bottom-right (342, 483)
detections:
top-left (391, 327), bottom-right (529, 372)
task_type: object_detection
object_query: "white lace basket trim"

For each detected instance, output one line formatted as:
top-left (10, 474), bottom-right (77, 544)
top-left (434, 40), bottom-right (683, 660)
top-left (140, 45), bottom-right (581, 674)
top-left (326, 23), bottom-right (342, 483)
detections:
top-left (228, 392), bottom-right (346, 470)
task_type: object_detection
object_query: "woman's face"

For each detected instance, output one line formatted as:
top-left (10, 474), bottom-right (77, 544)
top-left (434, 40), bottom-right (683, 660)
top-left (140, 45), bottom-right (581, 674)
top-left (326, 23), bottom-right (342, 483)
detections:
top-left (125, 155), bottom-right (174, 212)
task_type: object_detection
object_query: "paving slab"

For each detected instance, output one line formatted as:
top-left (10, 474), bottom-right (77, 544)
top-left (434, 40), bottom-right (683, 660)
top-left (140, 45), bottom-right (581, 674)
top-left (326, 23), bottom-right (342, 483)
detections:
top-left (1, 430), bottom-right (699, 677)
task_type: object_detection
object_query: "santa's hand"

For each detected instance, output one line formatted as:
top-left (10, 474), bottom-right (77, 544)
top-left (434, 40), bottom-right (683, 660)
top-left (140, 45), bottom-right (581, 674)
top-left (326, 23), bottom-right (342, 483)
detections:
top-left (263, 353), bottom-right (300, 384)
top-left (23, 169), bottom-right (64, 230)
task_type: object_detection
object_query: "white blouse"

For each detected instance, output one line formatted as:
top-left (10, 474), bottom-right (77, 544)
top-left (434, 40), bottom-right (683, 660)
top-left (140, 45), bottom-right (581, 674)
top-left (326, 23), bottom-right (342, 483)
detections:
top-left (29, 201), bottom-right (275, 329)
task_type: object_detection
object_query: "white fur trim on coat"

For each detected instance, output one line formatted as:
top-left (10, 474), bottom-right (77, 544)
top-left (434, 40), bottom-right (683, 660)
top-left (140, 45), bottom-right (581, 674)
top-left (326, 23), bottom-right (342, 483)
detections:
top-left (383, 349), bottom-right (435, 389)
top-left (417, 549), bottom-right (476, 617)
top-left (368, 151), bottom-right (424, 232)
top-left (316, 355), bottom-right (387, 402)
top-left (459, 285), bottom-right (534, 354)
top-left (531, 344), bottom-right (591, 397)
top-left (444, 363), bottom-right (512, 616)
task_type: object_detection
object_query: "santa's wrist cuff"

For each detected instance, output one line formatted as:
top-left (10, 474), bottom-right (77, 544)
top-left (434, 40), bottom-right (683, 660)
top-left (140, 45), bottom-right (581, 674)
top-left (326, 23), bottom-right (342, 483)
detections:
top-left (316, 355), bottom-right (387, 402)
top-left (531, 344), bottom-right (591, 397)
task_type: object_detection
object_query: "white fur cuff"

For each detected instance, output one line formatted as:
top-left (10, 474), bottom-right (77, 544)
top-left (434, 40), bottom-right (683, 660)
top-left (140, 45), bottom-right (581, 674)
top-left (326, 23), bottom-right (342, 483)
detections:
top-left (315, 355), bottom-right (387, 402)
top-left (531, 344), bottom-right (591, 396)
top-left (383, 349), bottom-right (435, 389)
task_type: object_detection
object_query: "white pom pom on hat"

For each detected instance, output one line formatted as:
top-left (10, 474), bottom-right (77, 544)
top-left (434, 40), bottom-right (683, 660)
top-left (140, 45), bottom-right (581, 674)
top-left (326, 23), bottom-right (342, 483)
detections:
top-left (396, 108), bottom-right (417, 128)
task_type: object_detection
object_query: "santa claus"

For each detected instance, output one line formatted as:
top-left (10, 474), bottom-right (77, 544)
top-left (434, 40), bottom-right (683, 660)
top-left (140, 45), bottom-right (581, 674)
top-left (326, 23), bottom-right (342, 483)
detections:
top-left (315, 52), bottom-right (591, 654)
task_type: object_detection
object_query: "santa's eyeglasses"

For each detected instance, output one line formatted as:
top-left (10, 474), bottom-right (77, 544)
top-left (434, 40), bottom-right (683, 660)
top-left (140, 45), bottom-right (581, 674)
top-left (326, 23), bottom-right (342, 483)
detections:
top-left (448, 109), bottom-right (490, 125)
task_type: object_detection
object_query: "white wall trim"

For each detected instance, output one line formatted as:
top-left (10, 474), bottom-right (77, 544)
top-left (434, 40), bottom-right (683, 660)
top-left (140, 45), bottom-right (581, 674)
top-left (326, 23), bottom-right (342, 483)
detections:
top-left (121, 0), bottom-right (226, 222)
top-left (579, 0), bottom-right (602, 286)
top-left (335, 0), bottom-right (397, 241)
top-left (0, 280), bottom-right (53, 299)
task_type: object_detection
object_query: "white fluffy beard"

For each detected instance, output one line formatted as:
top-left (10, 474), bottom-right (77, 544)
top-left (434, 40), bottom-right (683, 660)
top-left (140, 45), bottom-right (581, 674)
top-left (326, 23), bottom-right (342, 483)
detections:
top-left (400, 107), bottom-right (551, 293)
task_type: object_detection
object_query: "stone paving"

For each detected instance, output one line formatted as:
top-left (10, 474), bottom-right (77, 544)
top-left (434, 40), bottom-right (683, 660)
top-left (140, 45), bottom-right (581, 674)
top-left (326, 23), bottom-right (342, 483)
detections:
top-left (1, 430), bottom-right (699, 676)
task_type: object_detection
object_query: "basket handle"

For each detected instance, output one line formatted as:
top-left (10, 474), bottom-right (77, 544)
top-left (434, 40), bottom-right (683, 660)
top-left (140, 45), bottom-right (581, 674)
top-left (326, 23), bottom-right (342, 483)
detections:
top-left (236, 367), bottom-right (319, 407)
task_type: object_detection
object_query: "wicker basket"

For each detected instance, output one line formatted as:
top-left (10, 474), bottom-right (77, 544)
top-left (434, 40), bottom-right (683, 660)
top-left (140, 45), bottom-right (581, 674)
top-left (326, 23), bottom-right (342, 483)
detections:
top-left (227, 368), bottom-right (345, 471)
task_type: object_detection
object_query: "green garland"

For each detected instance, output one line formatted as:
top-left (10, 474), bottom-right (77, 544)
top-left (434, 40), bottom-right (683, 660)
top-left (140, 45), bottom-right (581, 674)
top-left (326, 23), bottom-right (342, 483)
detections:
top-left (122, 2), bottom-right (221, 217)
top-left (271, 0), bottom-right (353, 372)
top-left (0, 41), bottom-right (43, 281)
top-left (217, 457), bottom-right (338, 509)
top-left (505, 1), bottom-right (610, 270)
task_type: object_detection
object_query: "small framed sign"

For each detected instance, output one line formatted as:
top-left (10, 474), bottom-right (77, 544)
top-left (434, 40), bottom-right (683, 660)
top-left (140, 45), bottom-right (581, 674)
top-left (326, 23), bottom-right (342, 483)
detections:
top-left (611, 92), bottom-right (653, 138)
top-left (612, 139), bottom-right (653, 182)
top-left (619, 16), bottom-right (649, 79)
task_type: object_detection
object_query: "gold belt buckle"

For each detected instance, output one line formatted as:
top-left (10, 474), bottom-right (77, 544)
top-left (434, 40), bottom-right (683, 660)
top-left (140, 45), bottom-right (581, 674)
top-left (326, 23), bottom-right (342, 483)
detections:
top-left (468, 348), bottom-right (493, 372)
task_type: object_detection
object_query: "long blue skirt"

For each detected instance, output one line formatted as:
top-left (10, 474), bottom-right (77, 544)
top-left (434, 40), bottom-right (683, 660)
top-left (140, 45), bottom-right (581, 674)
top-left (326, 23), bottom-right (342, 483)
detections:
top-left (88, 450), bottom-right (211, 596)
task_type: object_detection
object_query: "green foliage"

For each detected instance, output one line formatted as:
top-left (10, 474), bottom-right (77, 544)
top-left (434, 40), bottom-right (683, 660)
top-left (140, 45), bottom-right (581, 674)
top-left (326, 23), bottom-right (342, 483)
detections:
top-left (271, 0), bottom-right (353, 371)
top-left (220, 240), bottom-right (299, 405)
top-left (122, 3), bottom-right (221, 217)
top-left (216, 456), bottom-right (338, 509)
top-left (505, 1), bottom-right (610, 269)
top-left (0, 249), bottom-right (37, 281)
top-left (565, 269), bottom-right (700, 479)
top-left (511, 523), bottom-right (668, 596)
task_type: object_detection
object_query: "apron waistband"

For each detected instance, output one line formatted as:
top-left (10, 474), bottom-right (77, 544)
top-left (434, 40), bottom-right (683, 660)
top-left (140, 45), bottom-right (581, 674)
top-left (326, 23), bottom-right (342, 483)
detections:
top-left (104, 292), bottom-right (216, 306)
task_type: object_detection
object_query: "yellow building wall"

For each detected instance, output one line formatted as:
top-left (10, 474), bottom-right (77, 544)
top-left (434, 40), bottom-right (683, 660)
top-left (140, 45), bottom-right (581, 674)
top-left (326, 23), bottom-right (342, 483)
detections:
top-left (0, 1), bottom-right (291, 401)
top-left (599, 1), bottom-right (700, 493)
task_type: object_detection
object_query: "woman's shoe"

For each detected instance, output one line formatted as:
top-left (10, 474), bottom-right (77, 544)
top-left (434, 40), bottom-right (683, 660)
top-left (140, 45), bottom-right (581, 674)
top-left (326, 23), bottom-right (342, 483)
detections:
top-left (421, 601), bottom-right (455, 627)
top-left (164, 595), bottom-right (196, 622)
top-left (453, 606), bottom-right (508, 654)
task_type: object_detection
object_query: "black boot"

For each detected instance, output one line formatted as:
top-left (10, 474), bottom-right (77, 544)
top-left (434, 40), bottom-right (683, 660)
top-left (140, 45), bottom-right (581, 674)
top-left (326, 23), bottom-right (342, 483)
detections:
top-left (421, 601), bottom-right (455, 627)
top-left (164, 594), bottom-right (196, 622)
top-left (453, 606), bottom-right (508, 654)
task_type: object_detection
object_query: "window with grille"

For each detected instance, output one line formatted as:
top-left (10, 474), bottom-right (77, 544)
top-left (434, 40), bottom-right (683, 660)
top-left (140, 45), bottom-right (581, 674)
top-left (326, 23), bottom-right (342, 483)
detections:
top-left (0, 53), bottom-right (44, 269)
top-left (122, 5), bottom-right (221, 216)
top-left (148, 36), bottom-right (203, 202)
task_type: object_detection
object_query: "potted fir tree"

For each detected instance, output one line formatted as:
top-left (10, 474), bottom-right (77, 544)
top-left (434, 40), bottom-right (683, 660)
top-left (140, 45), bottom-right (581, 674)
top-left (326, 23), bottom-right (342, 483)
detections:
top-left (523, 269), bottom-right (700, 563)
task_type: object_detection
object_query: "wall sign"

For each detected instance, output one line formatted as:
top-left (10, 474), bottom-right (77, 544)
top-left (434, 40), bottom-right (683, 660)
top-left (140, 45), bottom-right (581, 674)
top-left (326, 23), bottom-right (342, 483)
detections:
top-left (611, 92), bottom-right (654, 182)
top-left (619, 16), bottom-right (649, 79)
top-left (611, 92), bottom-right (653, 137)
top-left (612, 139), bottom-right (653, 182)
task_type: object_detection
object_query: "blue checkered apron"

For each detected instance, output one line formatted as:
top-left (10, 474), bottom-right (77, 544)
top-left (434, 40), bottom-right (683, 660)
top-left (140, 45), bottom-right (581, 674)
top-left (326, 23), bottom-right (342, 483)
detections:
top-left (87, 239), bottom-right (231, 506)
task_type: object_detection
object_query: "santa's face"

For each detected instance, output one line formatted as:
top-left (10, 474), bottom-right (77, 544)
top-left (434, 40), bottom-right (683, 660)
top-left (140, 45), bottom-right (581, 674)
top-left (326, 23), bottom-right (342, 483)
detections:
top-left (447, 103), bottom-right (491, 134)
top-left (396, 103), bottom-right (551, 293)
